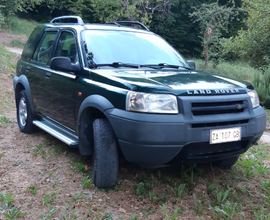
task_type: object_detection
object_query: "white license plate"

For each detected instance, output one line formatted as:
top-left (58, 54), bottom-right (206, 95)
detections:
top-left (210, 127), bottom-right (241, 144)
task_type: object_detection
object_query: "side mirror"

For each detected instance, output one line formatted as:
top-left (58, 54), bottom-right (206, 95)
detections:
top-left (50, 57), bottom-right (80, 72)
top-left (187, 60), bottom-right (196, 70)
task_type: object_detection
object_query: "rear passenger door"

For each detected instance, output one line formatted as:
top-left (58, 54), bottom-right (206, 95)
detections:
top-left (47, 30), bottom-right (79, 130)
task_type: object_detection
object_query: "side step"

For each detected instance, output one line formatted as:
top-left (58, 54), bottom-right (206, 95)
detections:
top-left (33, 120), bottom-right (79, 148)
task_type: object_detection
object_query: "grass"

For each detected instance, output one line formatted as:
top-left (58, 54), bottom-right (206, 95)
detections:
top-left (2, 16), bottom-right (38, 38)
top-left (10, 39), bottom-right (25, 48)
top-left (193, 58), bottom-right (261, 84)
top-left (0, 44), bottom-right (17, 73)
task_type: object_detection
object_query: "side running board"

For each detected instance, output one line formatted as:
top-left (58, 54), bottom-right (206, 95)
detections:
top-left (33, 120), bottom-right (79, 148)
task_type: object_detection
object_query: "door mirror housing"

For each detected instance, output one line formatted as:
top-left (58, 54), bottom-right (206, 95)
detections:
top-left (187, 60), bottom-right (196, 70)
top-left (50, 57), bottom-right (80, 72)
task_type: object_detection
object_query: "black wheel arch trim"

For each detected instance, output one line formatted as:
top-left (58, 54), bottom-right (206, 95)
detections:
top-left (13, 75), bottom-right (35, 113)
top-left (77, 94), bottom-right (114, 156)
top-left (78, 94), bottom-right (114, 118)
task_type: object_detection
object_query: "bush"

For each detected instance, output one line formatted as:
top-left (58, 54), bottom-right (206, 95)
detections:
top-left (253, 65), bottom-right (270, 108)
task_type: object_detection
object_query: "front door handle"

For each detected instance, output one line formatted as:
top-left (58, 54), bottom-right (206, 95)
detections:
top-left (45, 72), bottom-right (51, 79)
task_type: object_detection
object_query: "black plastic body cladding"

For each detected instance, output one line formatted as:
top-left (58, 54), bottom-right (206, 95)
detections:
top-left (106, 103), bottom-right (265, 166)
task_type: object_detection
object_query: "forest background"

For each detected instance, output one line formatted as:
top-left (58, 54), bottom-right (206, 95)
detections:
top-left (0, 0), bottom-right (269, 105)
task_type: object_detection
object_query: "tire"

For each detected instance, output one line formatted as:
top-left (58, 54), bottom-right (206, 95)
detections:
top-left (92, 118), bottom-right (119, 188)
top-left (214, 156), bottom-right (239, 169)
top-left (16, 90), bottom-right (36, 133)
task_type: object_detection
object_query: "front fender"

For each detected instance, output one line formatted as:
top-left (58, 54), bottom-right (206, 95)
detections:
top-left (78, 94), bottom-right (114, 118)
top-left (77, 95), bottom-right (114, 156)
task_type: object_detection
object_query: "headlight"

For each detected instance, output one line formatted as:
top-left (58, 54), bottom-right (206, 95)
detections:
top-left (126, 91), bottom-right (178, 114)
top-left (248, 90), bottom-right (260, 108)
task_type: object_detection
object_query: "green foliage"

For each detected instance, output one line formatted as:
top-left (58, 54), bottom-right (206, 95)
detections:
top-left (177, 184), bottom-right (186, 197)
top-left (71, 191), bottom-right (84, 203)
top-left (40, 192), bottom-right (56, 207)
top-left (13, 0), bottom-right (247, 56)
top-left (0, 152), bottom-right (5, 158)
top-left (213, 201), bottom-right (245, 220)
top-left (136, 182), bottom-right (147, 198)
top-left (42, 208), bottom-right (58, 219)
top-left (102, 211), bottom-right (113, 220)
top-left (0, 192), bottom-right (25, 219)
top-left (253, 65), bottom-right (270, 108)
top-left (0, 0), bottom-right (41, 28)
top-left (193, 194), bottom-right (204, 215)
top-left (82, 177), bottom-right (92, 187)
top-left (73, 162), bottom-right (85, 173)
top-left (214, 186), bottom-right (232, 206)
top-left (26, 183), bottom-right (38, 195)
top-left (4, 207), bottom-right (25, 219)
top-left (190, 0), bottom-right (240, 67)
top-left (0, 0), bottom-right (16, 27)
top-left (250, 205), bottom-right (270, 220)
top-left (8, 16), bottom-right (38, 37)
top-left (0, 115), bottom-right (11, 123)
top-left (10, 39), bottom-right (25, 48)
top-left (0, 192), bottom-right (15, 209)
top-left (160, 204), bottom-right (181, 220)
top-left (221, 0), bottom-right (270, 70)
top-left (195, 59), bottom-right (258, 82)
top-left (0, 44), bottom-right (16, 72)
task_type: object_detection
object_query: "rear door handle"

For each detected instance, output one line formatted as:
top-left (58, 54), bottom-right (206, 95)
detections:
top-left (45, 72), bottom-right (51, 79)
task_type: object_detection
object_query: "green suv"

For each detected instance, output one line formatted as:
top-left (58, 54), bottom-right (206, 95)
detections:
top-left (14, 16), bottom-right (266, 188)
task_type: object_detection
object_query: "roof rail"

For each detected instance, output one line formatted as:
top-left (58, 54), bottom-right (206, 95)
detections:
top-left (106, 21), bottom-right (149, 31)
top-left (50, 16), bottom-right (84, 25)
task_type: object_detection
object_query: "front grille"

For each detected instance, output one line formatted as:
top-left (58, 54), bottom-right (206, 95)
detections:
top-left (192, 119), bottom-right (249, 128)
top-left (191, 100), bottom-right (248, 116)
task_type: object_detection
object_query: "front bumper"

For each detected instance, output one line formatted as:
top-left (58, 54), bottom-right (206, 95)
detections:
top-left (106, 97), bottom-right (266, 167)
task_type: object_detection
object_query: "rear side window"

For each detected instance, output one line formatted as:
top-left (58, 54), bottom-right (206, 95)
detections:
top-left (33, 31), bottom-right (58, 65)
top-left (54, 32), bottom-right (78, 63)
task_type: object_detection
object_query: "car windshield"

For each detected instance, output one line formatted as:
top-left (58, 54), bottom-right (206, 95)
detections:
top-left (82, 30), bottom-right (190, 69)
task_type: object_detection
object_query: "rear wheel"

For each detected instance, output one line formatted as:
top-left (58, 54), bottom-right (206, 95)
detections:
top-left (16, 90), bottom-right (36, 133)
top-left (92, 118), bottom-right (119, 188)
top-left (214, 156), bottom-right (239, 169)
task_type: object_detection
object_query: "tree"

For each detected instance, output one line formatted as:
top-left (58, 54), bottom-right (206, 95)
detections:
top-left (0, 0), bottom-right (41, 27)
top-left (221, 0), bottom-right (270, 70)
top-left (85, 0), bottom-right (174, 26)
top-left (189, 0), bottom-right (239, 67)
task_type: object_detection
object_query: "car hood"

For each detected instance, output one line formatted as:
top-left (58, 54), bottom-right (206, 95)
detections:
top-left (91, 69), bottom-right (252, 95)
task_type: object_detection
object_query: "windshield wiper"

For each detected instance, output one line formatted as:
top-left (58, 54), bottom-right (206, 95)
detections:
top-left (141, 63), bottom-right (192, 70)
top-left (90, 62), bottom-right (139, 69)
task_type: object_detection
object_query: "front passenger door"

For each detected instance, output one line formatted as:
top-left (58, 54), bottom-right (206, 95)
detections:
top-left (47, 31), bottom-right (79, 131)
top-left (27, 31), bottom-right (58, 116)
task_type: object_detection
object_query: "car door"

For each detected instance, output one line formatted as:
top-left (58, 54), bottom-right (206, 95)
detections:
top-left (26, 30), bottom-right (58, 116)
top-left (46, 30), bottom-right (79, 131)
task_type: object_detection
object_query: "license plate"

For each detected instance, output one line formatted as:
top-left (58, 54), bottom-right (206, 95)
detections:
top-left (210, 127), bottom-right (241, 144)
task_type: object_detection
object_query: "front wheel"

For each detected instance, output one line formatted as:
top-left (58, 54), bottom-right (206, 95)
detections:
top-left (16, 90), bottom-right (36, 133)
top-left (92, 118), bottom-right (119, 188)
top-left (213, 156), bottom-right (239, 169)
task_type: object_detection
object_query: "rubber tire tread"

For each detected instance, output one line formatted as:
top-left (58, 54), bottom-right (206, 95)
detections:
top-left (16, 90), bottom-right (36, 133)
top-left (214, 156), bottom-right (239, 169)
top-left (92, 118), bottom-right (119, 188)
